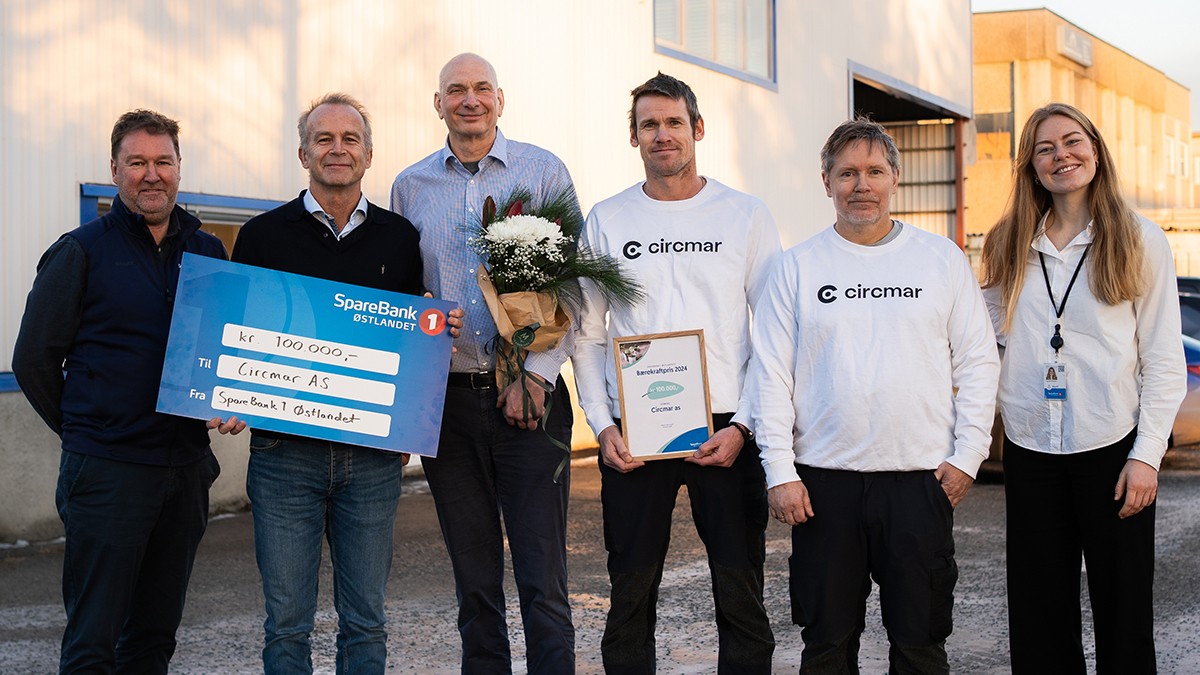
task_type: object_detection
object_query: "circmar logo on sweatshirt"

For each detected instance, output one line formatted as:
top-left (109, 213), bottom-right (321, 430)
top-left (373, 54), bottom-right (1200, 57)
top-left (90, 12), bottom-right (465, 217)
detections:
top-left (817, 284), bottom-right (924, 303)
top-left (622, 238), bottom-right (724, 259)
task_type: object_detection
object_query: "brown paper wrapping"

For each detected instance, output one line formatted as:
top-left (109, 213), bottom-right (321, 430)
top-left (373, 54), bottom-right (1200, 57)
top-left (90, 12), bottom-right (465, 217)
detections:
top-left (477, 267), bottom-right (571, 388)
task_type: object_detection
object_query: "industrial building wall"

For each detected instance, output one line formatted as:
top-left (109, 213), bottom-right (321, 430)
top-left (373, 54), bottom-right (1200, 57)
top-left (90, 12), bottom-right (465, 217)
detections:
top-left (1, 0), bottom-right (974, 373)
top-left (0, 0), bottom-right (973, 540)
top-left (966, 9), bottom-right (1193, 239)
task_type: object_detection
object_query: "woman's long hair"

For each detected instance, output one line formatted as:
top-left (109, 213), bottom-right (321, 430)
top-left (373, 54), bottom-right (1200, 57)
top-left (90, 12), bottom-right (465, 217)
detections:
top-left (980, 103), bottom-right (1145, 332)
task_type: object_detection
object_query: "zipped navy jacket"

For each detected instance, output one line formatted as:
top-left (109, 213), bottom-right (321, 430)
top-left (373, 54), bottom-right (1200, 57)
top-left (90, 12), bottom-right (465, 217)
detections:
top-left (13, 197), bottom-right (228, 465)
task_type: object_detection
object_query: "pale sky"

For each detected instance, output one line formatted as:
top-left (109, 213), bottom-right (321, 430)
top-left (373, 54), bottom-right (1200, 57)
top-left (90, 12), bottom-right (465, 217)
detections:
top-left (971, 0), bottom-right (1200, 128)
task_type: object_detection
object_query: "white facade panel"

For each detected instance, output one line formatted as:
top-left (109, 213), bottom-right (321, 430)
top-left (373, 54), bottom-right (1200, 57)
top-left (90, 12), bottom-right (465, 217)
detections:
top-left (0, 0), bottom-right (973, 372)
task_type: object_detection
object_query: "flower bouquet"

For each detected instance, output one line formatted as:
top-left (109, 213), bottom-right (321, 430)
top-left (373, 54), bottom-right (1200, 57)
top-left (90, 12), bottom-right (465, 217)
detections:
top-left (468, 186), bottom-right (643, 451)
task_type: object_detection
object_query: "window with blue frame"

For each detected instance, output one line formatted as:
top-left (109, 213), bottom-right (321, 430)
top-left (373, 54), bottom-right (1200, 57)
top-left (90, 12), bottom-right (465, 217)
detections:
top-left (0, 186), bottom-right (283, 394)
top-left (654, 0), bottom-right (775, 88)
top-left (80, 184), bottom-right (281, 255)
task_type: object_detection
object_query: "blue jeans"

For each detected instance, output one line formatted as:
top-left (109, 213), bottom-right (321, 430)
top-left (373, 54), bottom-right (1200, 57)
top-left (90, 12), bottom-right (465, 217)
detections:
top-left (424, 379), bottom-right (574, 674)
top-left (246, 435), bottom-right (405, 675)
top-left (56, 449), bottom-right (219, 675)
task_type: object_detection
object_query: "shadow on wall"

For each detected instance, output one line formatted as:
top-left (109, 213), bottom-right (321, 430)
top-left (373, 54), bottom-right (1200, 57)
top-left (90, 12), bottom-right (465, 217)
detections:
top-left (0, 391), bottom-right (251, 544)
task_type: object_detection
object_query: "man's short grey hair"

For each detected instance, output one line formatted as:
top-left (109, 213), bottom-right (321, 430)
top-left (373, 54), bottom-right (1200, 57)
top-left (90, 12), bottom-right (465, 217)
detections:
top-left (298, 93), bottom-right (373, 151)
top-left (820, 117), bottom-right (900, 175)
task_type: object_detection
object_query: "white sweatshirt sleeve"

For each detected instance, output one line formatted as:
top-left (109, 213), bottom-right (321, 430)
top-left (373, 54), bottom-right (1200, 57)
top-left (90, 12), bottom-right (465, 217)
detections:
top-left (732, 202), bottom-right (782, 430)
top-left (747, 253), bottom-right (802, 488)
top-left (571, 209), bottom-right (618, 437)
top-left (944, 251), bottom-right (1002, 478)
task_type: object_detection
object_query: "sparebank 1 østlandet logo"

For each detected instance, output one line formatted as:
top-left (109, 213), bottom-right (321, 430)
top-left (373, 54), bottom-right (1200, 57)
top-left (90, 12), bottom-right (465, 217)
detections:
top-left (816, 284), bottom-right (924, 304)
top-left (334, 292), bottom-right (418, 320)
top-left (622, 238), bottom-right (724, 260)
top-left (333, 292), bottom-right (447, 334)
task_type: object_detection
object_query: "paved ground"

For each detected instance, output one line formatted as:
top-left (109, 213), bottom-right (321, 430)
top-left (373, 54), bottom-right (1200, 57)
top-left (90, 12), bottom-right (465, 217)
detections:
top-left (3, 448), bottom-right (1200, 673)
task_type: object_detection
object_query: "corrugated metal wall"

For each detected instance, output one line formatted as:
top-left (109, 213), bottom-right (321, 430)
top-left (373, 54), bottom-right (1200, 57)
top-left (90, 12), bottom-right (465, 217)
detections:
top-left (888, 121), bottom-right (958, 238)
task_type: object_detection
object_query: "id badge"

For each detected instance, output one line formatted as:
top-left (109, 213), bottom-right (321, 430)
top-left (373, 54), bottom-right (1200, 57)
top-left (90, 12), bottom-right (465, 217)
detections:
top-left (1043, 363), bottom-right (1067, 400)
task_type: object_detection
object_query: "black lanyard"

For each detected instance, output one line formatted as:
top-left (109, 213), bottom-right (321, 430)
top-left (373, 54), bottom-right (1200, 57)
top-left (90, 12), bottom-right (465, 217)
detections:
top-left (1038, 245), bottom-right (1089, 356)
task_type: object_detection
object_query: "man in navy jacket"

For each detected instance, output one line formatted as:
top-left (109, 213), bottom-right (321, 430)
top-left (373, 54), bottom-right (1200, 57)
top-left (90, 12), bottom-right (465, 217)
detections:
top-left (13, 109), bottom-right (244, 673)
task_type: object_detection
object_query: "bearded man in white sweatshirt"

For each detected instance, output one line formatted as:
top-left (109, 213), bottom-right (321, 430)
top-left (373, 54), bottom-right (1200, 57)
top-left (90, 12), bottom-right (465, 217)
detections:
top-left (746, 118), bottom-right (999, 674)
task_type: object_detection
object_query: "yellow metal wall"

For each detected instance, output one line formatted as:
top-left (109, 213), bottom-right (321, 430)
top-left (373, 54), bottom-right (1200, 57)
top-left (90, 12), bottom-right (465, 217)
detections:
top-left (966, 9), bottom-right (1193, 240)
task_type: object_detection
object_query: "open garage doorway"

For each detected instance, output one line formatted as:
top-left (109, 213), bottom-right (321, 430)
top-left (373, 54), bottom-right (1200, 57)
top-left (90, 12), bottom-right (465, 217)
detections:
top-left (850, 64), bottom-right (969, 248)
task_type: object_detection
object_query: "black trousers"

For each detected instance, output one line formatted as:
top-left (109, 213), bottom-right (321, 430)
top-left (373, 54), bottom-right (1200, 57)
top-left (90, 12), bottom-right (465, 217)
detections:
top-left (424, 378), bottom-right (575, 675)
top-left (789, 465), bottom-right (956, 675)
top-left (56, 450), bottom-right (219, 675)
top-left (1004, 430), bottom-right (1157, 675)
top-left (598, 414), bottom-right (775, 674)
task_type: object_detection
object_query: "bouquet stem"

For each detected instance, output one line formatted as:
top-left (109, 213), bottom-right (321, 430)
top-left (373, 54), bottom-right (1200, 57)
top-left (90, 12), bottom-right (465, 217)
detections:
top-left (481, 269), bottom-right (572, 482)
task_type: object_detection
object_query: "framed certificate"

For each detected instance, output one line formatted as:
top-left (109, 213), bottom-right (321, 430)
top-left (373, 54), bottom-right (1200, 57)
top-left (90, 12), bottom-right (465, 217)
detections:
top-left (613, 329), bottom-right (713, 460)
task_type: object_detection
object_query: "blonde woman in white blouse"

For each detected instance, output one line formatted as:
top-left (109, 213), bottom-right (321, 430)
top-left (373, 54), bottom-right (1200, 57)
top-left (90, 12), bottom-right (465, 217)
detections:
top-left (980, 102), bottom-right (1186, 675)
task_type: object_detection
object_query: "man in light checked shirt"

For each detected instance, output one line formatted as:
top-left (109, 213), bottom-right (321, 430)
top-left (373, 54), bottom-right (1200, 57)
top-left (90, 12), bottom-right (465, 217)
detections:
top-left (390, 53), bottom-right (578, 674)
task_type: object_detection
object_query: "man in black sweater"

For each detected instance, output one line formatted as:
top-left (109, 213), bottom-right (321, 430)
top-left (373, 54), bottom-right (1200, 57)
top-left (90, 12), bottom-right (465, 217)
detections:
top-left (232, 93), bottom-right (458, 675)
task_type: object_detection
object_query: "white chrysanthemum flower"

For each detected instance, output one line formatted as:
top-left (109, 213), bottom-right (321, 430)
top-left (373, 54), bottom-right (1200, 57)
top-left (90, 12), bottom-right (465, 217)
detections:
top-left (484, 215), bottom-right (566, 249)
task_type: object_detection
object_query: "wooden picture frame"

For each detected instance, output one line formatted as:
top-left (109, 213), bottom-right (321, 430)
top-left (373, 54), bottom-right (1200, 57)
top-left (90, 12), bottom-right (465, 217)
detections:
top-left (613, 329), bottom-right (713, 460)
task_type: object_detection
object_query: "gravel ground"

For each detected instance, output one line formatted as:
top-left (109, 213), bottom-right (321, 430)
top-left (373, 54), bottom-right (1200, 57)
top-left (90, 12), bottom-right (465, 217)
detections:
top-left (3, 448), bottom-right (1200, 673)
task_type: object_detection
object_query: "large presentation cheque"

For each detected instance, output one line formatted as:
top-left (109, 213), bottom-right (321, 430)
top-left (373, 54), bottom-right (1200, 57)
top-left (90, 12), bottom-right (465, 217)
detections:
top-left (157, 254), bottom-right (455, 456)
top-left (613, 329), bottom-right (713, 460)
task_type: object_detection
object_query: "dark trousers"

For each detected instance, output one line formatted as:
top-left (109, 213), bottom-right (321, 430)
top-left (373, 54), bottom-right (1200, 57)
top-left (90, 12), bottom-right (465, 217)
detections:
top-left (423, 378), bottom-right (574, 675)
top-left (599, 415), bottom-right (774, 674)
top-left (1004, 430), bottom-right (1157, 675)
top-left (55, 450), bottom-right (219, 675)
top-left (789, 466), bottom-right (956, 675)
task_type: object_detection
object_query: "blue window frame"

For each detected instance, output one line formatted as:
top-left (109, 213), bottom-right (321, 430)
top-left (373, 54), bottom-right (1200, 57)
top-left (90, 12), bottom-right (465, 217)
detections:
top-left (1, 186), bottom-right (282, 393)
top-left (79, 184), bottom-right (282, 221)
top-left (653, 0), bottom-right (776, 89)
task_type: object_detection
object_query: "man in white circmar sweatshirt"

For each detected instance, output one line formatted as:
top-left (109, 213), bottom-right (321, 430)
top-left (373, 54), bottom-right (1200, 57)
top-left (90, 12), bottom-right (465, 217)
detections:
top-left (573, 72), bottom-right (781, 673)
top-left (745, 117), bottom-right (999, 675)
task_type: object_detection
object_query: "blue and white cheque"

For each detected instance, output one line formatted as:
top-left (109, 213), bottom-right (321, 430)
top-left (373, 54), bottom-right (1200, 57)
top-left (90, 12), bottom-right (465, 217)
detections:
top-left (157, 253), bottom-right (455, 456)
